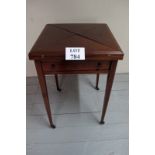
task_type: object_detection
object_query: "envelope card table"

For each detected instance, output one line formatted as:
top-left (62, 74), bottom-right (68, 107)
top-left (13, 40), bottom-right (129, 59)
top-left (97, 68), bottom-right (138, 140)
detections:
top-left (29, 23), bottom-right (124, 128)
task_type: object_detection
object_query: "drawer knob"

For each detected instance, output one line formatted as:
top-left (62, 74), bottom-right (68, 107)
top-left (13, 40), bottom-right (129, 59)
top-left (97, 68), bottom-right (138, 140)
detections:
top-left (97, 62), bottom-right (101, 67)
top-left (41, 54), bottom-right (45, 58)
top-left (51, 64), bottom-right (55, 68)
top-left (96, 62), bottom-right (101, 71)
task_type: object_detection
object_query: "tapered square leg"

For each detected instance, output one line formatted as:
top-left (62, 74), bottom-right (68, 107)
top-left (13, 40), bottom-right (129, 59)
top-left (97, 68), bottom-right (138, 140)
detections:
top-left (55, 74), bottom-right (61, 91)
top-left (100, 61), bottom-right (117, 124)
top-left (35, 61), bottom-right (56, 128)
top-left (95, 73), bottom-right (100, 90)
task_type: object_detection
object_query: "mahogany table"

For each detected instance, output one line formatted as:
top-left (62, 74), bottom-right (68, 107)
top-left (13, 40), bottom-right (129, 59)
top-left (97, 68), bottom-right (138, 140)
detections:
top-left (29, 23), bottom-right (124, 128)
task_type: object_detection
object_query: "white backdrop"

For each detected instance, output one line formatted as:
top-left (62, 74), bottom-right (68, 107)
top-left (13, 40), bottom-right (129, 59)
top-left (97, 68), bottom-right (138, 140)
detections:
top-left (26, 0), bottom-right (129, 76)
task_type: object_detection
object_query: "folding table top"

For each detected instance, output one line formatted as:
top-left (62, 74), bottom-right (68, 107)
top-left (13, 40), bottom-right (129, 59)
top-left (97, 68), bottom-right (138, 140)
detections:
top-left (29, 23), bottom-right (124, 60)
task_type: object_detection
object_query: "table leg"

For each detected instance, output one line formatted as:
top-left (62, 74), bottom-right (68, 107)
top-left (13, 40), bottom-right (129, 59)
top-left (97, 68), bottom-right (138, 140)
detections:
top-left (54, 74), bottom-right (61, 91)
top-left (95, 73), bottom-right (100, 90)
top-left (100, 61), bottom-right (117, 124)
top-left (35, 61), bottom-right (56, 128)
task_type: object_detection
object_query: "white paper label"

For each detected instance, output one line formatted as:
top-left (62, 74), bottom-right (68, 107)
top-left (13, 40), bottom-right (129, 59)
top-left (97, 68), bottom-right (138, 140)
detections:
top-left (65, 47), bottom-right (85, 60)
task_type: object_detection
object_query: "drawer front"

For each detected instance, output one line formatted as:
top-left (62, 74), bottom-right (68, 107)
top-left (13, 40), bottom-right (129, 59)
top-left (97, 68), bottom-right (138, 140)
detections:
top-left (42, 61), bottom-right (110, 74)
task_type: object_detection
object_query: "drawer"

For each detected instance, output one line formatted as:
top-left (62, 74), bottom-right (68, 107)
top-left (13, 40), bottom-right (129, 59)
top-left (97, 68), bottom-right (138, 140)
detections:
top-left (42, 61), bottom-right (110, 74)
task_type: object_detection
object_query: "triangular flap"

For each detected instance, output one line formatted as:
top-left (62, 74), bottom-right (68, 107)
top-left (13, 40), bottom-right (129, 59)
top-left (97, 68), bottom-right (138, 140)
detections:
top-left (62, 35), bottom-right (115, 51)
top-left (52, 24), bottom-right (121, 51)
top-left (34, 35), bottom-right (115, 53)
